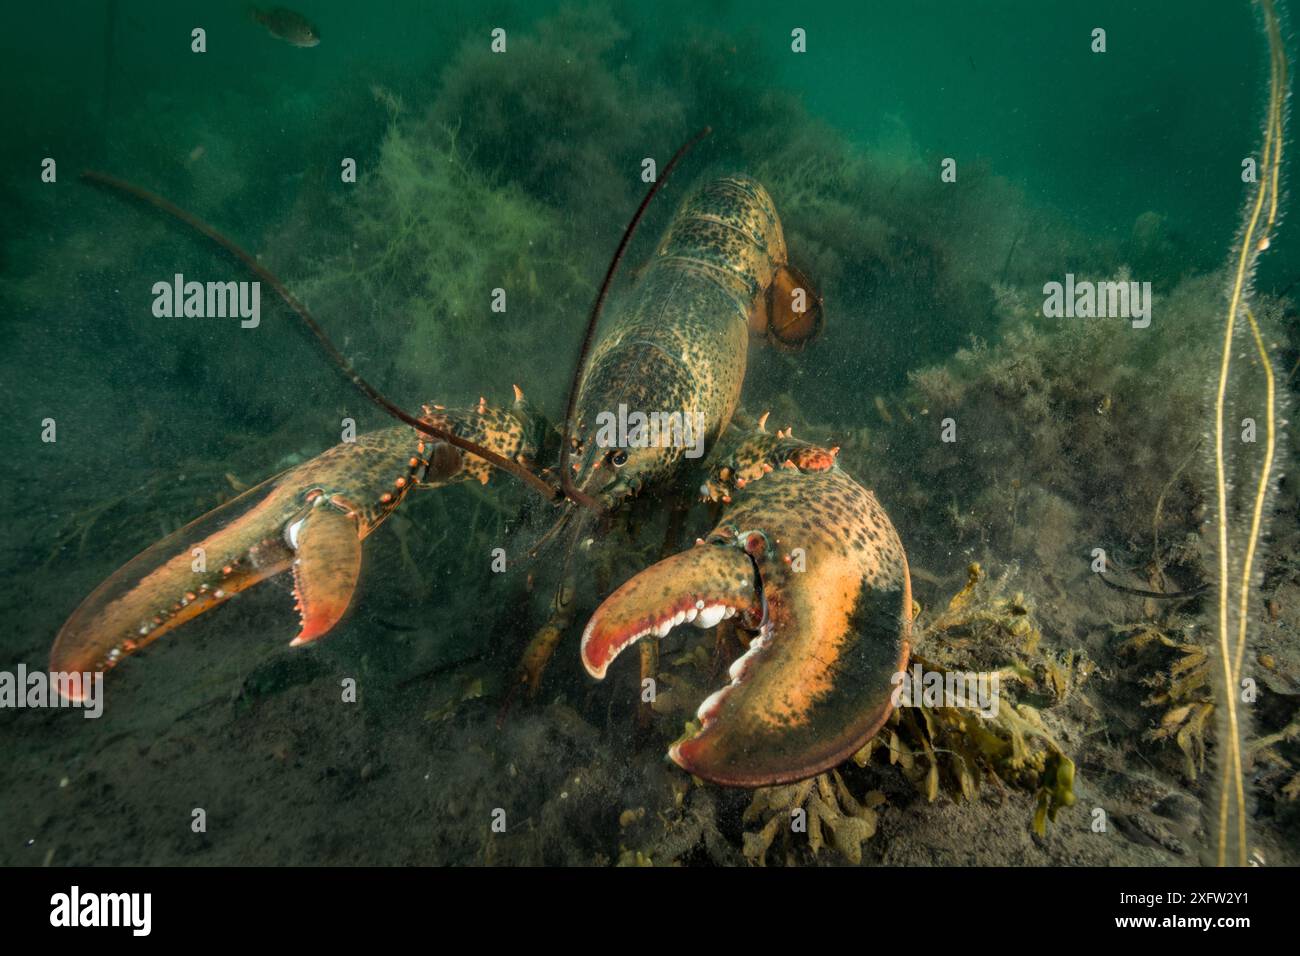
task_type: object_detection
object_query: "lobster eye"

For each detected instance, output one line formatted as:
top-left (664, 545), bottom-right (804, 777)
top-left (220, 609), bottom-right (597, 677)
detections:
top-left (610, 450), bottom-right (629, 467)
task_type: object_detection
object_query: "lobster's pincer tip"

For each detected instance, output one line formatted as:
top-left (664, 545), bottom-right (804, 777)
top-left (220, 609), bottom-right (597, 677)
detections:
top-left (579, 544), bottom-right (759, 685)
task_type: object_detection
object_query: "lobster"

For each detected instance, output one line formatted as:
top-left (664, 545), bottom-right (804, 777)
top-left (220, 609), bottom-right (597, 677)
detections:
top-left (52, 143), bottom-right (912, 788)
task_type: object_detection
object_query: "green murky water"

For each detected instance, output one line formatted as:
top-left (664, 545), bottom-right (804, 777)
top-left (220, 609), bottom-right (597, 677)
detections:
top-left (1, 0), bottom-right (1296, 867)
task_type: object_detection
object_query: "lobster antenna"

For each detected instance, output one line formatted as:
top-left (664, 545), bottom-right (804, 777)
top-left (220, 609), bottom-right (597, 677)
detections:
top-left (80, 170), bottom-right (561, 503)
top-left (556, 126), bottom-right (712, 512)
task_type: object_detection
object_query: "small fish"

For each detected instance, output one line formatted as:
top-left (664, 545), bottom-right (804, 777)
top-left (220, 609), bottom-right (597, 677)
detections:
top-left (251, 7), bottom-right (320, 48)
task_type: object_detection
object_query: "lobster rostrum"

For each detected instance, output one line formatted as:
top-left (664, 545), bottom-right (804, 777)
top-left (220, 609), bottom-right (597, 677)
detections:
top-left (53, 147), bottom-right (911, 790)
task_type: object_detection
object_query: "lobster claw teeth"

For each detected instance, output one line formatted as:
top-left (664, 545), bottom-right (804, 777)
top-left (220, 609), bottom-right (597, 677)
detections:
top-left (287, 503), bottom-right (363, 647)
top-left (580, 545), bottom-right (760, 680)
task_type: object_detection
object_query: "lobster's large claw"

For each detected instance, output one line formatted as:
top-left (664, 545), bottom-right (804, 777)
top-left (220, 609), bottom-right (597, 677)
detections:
top-left (582, 460), bottom-right (911, 787)
top-left (50, 483), bottom-right (369, 697)
top-left (51, 393), bottom-right (544, 701)
top-left (50, 474), bottom-right (300, 696)
top-left (50, 446), bottom-right (394, 697)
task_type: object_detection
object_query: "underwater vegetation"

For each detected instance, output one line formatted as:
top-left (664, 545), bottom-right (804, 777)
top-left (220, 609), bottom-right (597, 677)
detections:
top-left (296, 122), bottom-right (578, 397)
top-left (2, 2), bottom-right (1299, 868)
top-left (735, 565), bottom-right (1079, 866)
top-left (1205, 0), bottom-right (1291, 867)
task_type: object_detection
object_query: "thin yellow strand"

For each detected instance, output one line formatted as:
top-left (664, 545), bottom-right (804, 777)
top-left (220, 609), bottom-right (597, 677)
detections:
top-left (1213, 0), bottom-right (1285, 867)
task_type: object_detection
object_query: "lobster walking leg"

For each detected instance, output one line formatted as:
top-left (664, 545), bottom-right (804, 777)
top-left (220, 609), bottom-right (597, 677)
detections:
top-left (508, 578), bottom-right (575, 703)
